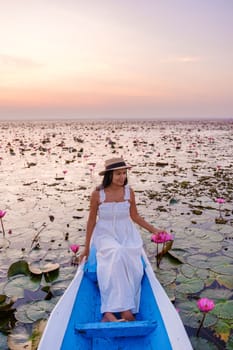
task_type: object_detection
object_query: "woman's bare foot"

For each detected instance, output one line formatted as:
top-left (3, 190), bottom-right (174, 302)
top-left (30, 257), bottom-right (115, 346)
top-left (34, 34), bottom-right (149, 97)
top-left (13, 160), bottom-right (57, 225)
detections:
top-left (120, 310), bottom-right (135, 321)
top-left (101, 312), bottom-right (119, 322)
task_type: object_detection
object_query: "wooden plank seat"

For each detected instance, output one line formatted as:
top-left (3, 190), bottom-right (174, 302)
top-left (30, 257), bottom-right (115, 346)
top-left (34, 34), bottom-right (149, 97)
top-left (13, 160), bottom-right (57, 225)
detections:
top-left (75, 320), bottom-right (157, 338)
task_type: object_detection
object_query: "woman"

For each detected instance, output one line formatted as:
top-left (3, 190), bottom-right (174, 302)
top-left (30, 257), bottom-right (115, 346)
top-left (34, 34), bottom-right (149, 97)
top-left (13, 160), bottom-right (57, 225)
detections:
top-left (79, 157), bottom-right (160, 322)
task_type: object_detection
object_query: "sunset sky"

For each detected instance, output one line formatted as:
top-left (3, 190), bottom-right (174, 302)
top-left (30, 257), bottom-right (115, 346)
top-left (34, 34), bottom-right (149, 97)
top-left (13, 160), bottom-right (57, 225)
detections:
top-left (0, 0), bottom-right (233, 120)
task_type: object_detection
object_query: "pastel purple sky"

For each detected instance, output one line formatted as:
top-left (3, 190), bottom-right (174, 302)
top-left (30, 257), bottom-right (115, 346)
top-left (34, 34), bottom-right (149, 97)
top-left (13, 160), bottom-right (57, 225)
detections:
top-left (0, 0), bottom-right (233, 120)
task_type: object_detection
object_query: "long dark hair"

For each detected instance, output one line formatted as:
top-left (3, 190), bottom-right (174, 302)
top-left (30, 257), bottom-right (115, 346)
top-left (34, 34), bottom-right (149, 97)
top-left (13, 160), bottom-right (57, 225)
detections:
top-left (96, 170), bottom-right (128, 190)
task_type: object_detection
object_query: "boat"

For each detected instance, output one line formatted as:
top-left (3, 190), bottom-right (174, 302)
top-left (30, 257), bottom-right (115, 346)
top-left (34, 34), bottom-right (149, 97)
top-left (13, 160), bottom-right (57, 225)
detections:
top-left (38, 247), bottom-right (193, 349)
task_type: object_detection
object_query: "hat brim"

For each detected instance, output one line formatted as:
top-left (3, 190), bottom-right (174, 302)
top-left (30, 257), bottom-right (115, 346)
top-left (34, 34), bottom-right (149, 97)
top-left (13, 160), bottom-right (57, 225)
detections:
top-left (99, 165), bottom-right (131, 176)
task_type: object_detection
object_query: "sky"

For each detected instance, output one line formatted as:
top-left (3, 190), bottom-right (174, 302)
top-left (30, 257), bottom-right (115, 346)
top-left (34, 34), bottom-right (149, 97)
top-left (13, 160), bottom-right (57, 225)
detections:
top-left (0, 0), bottom-right (233, 121)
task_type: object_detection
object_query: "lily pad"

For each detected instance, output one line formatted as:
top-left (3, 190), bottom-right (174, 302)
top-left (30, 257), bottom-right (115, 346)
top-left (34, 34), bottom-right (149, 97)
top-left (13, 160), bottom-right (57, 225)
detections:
top-left (214, 319), bottom-right (232, 343)
top-left (190, 336), bottom-right (218, 350)
top-left (177, 300), bottom-right (217, 329)
top-left (226, 334), bottom-right (233, 350)
top-left (166, 248), bottom-right (187, 263)
top-left (180, 265), bottom-right (196, 278)
top-left (55, 266), bottom-right (76, 281)
top-left (7, 261), bottom-right (30, 278)
top-left (208, 256), bottom-right (233, 275)
top-left (29, 262), bottom-right (59, 275)
top-left (156, 269), bottom-right (177, 286)
top-left (176, 276), bottom-right (204, 294)
top-left (7, 324), bottom-right (31, 350)
top-left (0, 295), bottom-right (15, 311)
top-left (212, 300), bottom-right (233, 320)
top-left (222, 245), bottom-right (233, 259)
top-left (50, 279), bottom-right (72, 296)
top-left (216, 274), bottom-right (233, 289)
top-left (0, 294), bottom-right (6, 304)
top-left (166, 250), bottom-right (185, 264)
top-left (4, 276), bottom-right (40, 298)
top-left (177, 300), bottom-right (201, 328)
top-left (26, 300), bottom-right (55, 322)
top-left (187, 254), bottom-right (211, 269)
top-left (200, 288), bottom-right (233, 301)
top-left (15, 300), bottom-right (54, 323)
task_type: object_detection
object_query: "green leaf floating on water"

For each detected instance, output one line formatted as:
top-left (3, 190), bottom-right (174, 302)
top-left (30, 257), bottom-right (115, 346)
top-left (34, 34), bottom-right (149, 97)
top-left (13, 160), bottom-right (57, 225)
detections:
top-left (226, 334), bottom-right (233, 350)
top-left (180, 264), bottom-right (196, 278)
top-left (0, 294), bottom-right (6, 304)
top-left (4, 275), bottom-right (40, 298)
top-left (187, 254), bottom-right (211, 269)
top-left (190, 336), bottom-right (218, 350)
top-left (176, 275), bottom-right (204, 294)
top-left (166, 250), bottom-right (185, 264)
top-left (212, 300), bottom-right (233, 320)
top-left (29, 262), bottom-right (60, 275)
top-left (7, 260), bottom-right (30, 278)
top-left (7, 324), bottom-right (31, 350)
top-left (29, 262), bottom-right (60, 283)
top-left (208, 256), bottom-right (233, 275)
top-left (177, 300), bottom-right (217, 328)
top-left (49, 279), bottom-right (73, 297)
top-left (213, 319), bottom-right (232, 343)
top-left (15, 300), bottom-right (55, 323)
top-left (216, 274), bottom-right (233, 289)
top-left (200, 288), bottom-right (233, 301)
top-left (156, 269), bottom-right (177, 286)
top-left (177, 300), bottom-right (201, 328)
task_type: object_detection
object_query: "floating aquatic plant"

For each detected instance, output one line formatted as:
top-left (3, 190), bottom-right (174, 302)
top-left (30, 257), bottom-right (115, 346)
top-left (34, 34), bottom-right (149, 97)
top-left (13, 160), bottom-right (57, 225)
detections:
top-left (0, 120), bottom-right (233, 348)
top-left (151, 232), bottom-right (174, 268)
top-left (196, 298), bottom-right (215, 336)
top-left (0, 210), bottom-right (6, 238)
top-left (215, 198), bottom-right (227, 224)
top-left (70, 244), bottom-right (80, 264)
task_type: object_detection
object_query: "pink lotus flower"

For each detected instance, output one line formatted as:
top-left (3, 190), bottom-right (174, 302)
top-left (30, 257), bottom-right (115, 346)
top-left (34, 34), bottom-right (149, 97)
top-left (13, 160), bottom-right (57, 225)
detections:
top-left (0, 210), bottom-right (6, 238)
top-left (151, 231), bottom-right (173, 243)
top-left (70, 244), bottom-right (80, 255)
top-left (151, 231), bottom-right (174, 268)
top-left (196, 298), bottom-right (215, 336)
top-left (197, 298), bottom-right (215, 313)
top-left (215, 198), bottom-right (225, 204)
top-left (0, 210), bottom-right (6, 219)
top-left (215, 198), bottom-right (225, 219)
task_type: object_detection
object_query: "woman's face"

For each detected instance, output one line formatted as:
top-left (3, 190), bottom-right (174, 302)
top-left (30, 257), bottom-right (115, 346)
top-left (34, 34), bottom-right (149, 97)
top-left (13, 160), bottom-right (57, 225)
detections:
top-left (112, 169), bottom-right (127, 186)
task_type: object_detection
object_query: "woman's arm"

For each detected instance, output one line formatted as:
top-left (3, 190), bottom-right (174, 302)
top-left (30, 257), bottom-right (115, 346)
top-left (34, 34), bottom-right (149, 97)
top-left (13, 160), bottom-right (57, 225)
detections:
top-left (79, 190), bottom-right (99, 262)
top-left (129, 188), bottom-right (160, 234)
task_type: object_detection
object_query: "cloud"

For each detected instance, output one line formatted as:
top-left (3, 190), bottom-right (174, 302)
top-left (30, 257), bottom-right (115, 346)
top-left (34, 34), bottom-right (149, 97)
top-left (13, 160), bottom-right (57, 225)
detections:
top-left (161, 56), bottom-right (202, 64)
top-left (0, 54), bottom-right (43, 69)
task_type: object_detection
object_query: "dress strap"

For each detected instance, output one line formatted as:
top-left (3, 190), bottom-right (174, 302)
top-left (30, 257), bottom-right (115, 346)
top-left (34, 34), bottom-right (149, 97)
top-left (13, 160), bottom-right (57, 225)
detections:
top-left (99, 188), bottom-right (106, 203)
top-left (124, 185), bottom-right (131, 201)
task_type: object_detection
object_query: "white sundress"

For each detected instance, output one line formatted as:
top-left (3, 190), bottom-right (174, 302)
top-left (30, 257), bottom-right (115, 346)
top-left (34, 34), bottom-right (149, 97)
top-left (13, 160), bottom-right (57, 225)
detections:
top-left (92, 185), bottom-right (144, 314)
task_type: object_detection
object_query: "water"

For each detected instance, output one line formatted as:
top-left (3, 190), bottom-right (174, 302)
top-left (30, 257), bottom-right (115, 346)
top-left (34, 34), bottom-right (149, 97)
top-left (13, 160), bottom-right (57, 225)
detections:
top-left (0, 119), bottom-right (232, 349)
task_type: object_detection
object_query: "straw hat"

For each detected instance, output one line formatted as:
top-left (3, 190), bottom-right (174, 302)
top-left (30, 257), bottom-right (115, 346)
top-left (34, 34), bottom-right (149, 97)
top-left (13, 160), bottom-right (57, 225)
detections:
top-left (99, 157), bottom-right (131, 175)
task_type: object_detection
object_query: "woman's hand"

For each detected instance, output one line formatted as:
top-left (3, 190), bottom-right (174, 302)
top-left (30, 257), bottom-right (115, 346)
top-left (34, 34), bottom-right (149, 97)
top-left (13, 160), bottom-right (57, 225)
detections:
top-left (151, 228), bottom-right (161, 235)
top-left (78, 247), bottom-right (89, 264)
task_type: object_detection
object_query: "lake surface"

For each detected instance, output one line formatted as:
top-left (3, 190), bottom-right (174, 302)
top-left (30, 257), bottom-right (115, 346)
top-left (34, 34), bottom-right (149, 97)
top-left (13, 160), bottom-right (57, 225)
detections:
top-left (0, 119), bottom-right (233, 349)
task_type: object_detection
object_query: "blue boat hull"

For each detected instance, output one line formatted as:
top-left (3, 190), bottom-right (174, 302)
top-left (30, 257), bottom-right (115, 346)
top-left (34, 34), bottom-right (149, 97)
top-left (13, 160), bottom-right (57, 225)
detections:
top-left (61, 272), bottom-right (172, 349)
top-left (38, 249), bottom-right (193, 350)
